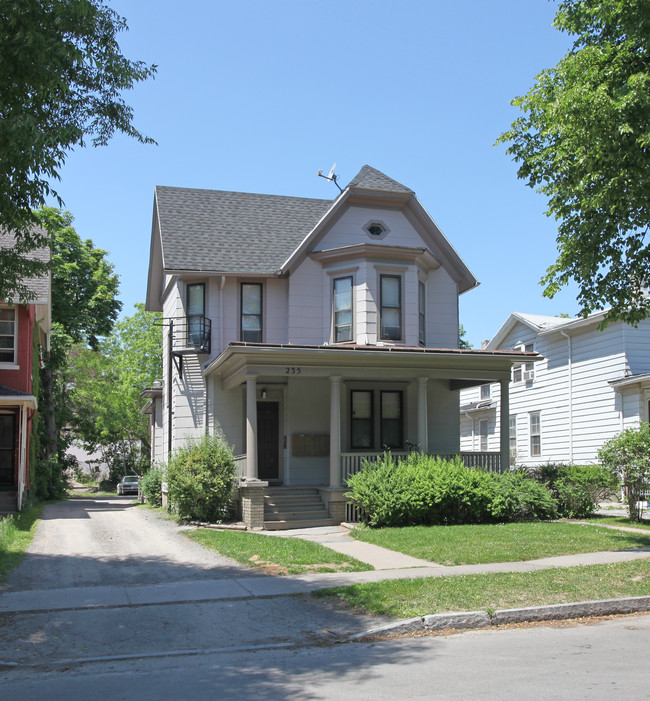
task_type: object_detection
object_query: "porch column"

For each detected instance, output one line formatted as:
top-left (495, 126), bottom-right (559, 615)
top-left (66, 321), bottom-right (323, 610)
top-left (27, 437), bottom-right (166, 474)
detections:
top-left (245, 374), bottom-right (258, 478)
top-left (329, 375), bottom-right (342, 488)
top-left (500, 378), bottom-right (510, 472)
top-left (417, 377), bottom-right (428, 452)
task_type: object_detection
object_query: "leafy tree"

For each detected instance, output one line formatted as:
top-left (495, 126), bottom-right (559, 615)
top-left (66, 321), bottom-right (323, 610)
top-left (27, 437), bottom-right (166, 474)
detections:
top-left (498, 0), bottom-right (650, 326)
top-left (599, 425), bottom-right (650, 521)
top-left (0, 0), bottom-right (155, 301)
top-left (459, 324), bottom-right (472, 349)
top-left (70, 304), bottom-right (162, 480)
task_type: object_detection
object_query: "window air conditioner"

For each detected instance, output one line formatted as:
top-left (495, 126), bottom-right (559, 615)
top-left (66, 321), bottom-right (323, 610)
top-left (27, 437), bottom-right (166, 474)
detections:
top-left (524, 370), bottom-right (535, 382)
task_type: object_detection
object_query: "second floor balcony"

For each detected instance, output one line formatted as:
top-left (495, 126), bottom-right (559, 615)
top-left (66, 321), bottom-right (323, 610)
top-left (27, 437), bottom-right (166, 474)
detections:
top-left (170, 315), bottom-right (211, 355)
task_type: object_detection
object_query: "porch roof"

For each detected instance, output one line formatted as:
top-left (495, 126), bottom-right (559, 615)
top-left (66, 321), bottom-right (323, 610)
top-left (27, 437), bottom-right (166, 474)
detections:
top-left (203, 342), bottom-right (539, 390)
top-left (0, 385), bottom-right (37, 409)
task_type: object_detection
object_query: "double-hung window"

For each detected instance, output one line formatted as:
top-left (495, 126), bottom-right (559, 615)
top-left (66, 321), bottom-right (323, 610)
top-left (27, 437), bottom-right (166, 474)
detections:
top-left (333, 276), bottom-right (353, 343)
top-left (509, 415), bottom-right (517, 453)
top-left (418, 281), bottom-right (426, 345)
top-left (241, 283), bottom-right (263, 342)
top-left (186, 283), bottom-right (205, 347)
top-left (380, 275), bottom-right (401, 341)
top-left (480, 384), bottom-right (491, 400)
top-left (0, 308), bottom-right (16, 364)
top-left (530, 411), bottom-right (541, 457)
top-left (351, 390), bottom-right (373, 449)
top-left (512, 343), bottom-right (534, 383)
top-left (380, 390), bottom-right (403, 449)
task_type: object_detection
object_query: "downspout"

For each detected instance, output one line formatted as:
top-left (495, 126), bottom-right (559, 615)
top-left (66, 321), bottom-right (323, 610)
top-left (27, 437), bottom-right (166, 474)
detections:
top-left (219, 276), bottom-right (226, 353)
top-left (560, 329), bottom-right (573, 463)
top-left (167, 320), bottom-right (173, 459)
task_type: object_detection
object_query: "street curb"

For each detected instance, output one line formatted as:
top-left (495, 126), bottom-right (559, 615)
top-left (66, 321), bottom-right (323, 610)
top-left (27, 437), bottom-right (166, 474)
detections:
top-left (347, 595), bottom-right (650, 640)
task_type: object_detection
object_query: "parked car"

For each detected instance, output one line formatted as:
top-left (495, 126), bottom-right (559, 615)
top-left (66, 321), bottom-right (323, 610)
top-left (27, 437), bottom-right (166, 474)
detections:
top-left (117, 475), bottom-right (140, 495)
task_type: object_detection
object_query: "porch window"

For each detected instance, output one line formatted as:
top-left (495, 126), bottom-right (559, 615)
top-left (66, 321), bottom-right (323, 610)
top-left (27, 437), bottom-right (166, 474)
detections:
top-left (509, 415), bottom-right (516, 452)
top-left (241, 283), bottom-right (263, 342)
top-left (333, 276), bottom-right (353, 343)
top-left (479, 419), bottom-right (488, 451)
top-left (380, 275), bottom-right (402, 341)
top-left (0, 308), bottom-right (16, 364)
top-left (418, 281), bottom-right (425, 345)
top-left (186, 283), bottom-right (205, 347)
top-left (530, 411), bottom-right (541, 457)
top-left (351, 390), bottom-right (373, 449)
top-left (380, 390), bottom-right (403, 449)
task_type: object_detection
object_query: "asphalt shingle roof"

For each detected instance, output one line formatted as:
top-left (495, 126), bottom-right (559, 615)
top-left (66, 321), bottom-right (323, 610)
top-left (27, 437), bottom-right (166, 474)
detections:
top-left (155, 186), bottom-right (333, 274)
top-left (155, 166), bottom-right (416, 274)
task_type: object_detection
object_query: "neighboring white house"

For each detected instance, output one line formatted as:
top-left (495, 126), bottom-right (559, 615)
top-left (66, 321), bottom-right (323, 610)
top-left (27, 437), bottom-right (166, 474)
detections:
top-left (145, 165), bottom-right (532, 527)
top-left (460, 311), bottom-right (650, 467)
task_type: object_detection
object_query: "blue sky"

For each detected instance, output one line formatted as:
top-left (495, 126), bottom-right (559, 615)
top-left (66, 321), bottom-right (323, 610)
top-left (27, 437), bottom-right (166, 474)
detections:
top-left (53, 0), bottom-right (579, 349)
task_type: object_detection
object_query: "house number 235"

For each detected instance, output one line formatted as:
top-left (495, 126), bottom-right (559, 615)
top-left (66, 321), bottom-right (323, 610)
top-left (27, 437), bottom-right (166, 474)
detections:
top-left (284, 367), bottom-right (301, 374)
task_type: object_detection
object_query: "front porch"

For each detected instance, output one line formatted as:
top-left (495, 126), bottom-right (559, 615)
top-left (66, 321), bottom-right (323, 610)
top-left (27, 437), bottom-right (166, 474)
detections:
top-left (206, 342), bottom-right (524, 530)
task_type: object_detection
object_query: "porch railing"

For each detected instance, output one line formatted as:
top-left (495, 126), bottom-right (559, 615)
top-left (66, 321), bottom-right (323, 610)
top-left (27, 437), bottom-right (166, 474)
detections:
top-left (341, 451), bottom-right (502, 523)
top-left (233, 454), bottom-right (247, 479)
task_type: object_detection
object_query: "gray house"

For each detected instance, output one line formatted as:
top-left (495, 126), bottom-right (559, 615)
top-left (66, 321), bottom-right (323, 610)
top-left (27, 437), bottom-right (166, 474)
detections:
top-left (145, 166), bottom-right (531, 528)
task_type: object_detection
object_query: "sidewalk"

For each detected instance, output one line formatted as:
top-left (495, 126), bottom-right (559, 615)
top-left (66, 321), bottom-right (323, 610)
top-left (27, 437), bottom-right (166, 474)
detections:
top-left (2, 532), bottom-right (649, 614)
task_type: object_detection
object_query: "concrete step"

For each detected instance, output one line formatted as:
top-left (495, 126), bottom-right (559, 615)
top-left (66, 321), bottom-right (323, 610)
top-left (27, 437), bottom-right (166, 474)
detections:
top-left (264, 488), bottom-right (321, 498)
top-left (263, 518), bottom-right (334, 531)
top-left (264, 498), bottom-right (324, 509)
top-left (264, 509), bottom-right (331, 521)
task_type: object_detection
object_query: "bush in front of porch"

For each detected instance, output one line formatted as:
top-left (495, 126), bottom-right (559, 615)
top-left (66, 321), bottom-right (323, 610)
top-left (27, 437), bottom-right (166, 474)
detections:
top-left (167, 434), bottom-right (235, 522)
top-left (345, 453), bottom-right (557, 528)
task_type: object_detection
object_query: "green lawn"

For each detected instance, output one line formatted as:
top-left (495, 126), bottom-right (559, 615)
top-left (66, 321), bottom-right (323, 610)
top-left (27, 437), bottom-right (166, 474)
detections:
top-left (0, 504), bottom-right (43, 584)
top-left (315, 559), bottom-right (650, 618)
top-left (351, 521), bottom-right (650, 565)
top-left (185, 528), bottom-right (372, 575)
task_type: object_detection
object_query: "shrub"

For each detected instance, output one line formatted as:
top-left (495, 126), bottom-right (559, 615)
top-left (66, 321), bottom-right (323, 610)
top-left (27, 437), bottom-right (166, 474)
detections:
top-left (599, 425), bottom-right (650, 521)
top-left (140, 464), bottom-right (164, 507)
top-left (166, 434), bottom-right (235, 522)
top-left (346, 453), bottom-right (557, 527)
top-left (534, 463), bottom-right (616, 518)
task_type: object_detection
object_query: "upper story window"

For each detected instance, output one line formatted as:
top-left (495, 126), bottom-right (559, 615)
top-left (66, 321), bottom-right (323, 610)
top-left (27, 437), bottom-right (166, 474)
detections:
top-left (0, 308), bottom-right (16, 364)
top-left (186, 283), bottom-right (205, 347)
top-left (241, 283), bottom-right (263, 342)
top-left (512, 343), bottom-right (534, 383)
top-left (363, 220), bottom-right (390, 240)
top-left (480, 384), bottom-right (491, 400)
top-left (333, 276), bottom-right (353, 343)
top-left (380, 275), bottom-right (402, 341)
top-left (418, 281), bottom-right (426, 345)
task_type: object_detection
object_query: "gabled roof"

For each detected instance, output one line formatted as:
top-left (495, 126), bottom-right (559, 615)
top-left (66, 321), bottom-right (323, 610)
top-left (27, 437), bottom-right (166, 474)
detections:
top-left (486, 310), bottom-right (610, 350)
top-left (147, 165), bottom-right (478, 309)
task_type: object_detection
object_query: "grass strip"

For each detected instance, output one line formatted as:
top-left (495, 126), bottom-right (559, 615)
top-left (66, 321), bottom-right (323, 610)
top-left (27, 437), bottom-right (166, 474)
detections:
top-left (315, 559), bottom-right (650, 618)
top-left (185, 528), bottom-right (372, 575)
top-left (585, 516), bottom-right (650, 531)
top-left (351, 521), bottom-right (650, 565)
top-left (0, 504), bottom-right (43, 584)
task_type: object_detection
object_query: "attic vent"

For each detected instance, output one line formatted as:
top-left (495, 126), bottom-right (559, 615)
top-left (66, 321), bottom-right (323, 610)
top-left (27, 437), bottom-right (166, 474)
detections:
top-left (364, 220), bottom-right (390, 240)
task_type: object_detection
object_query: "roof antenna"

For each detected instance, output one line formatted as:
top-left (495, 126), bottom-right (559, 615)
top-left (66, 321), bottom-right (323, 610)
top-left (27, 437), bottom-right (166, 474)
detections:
top-left (317, 162), bottom-right (343, 194)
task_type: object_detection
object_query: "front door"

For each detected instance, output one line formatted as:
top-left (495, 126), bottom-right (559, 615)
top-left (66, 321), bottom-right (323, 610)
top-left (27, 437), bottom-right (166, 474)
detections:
top-left (257, 401), bottom-right (280, 481)
top-left (0, 413), bottom-right (16, 486)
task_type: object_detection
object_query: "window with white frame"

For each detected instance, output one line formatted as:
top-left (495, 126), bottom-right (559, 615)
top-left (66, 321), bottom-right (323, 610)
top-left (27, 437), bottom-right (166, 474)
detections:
top-left (512, 343), bottom-right (534, 382)
top-left (350, 388), bottom-right (404, 451)
top-left (241, 283), bottom-right (263, 342)
top-left (186, 283), bottom-right (205, 347)
top-left (333, 276), bottom-right (353, 343)
top-left (480, 384), bottom-right (491, 400)
top-left (479, 419), bottom-right (489, 451)
top-left (0, 308), bottom-right (16, 364)
top-left (380, 275), bottom-right (402, 341)
top-left (418, 280), bottom-right (426, 345)
top-left (509, 415), bottom-right (516, 452)
top-left (530, 411), bottom-right (541, 457)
